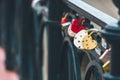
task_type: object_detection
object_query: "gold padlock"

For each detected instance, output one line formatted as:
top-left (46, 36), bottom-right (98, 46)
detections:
top-left (102, 60), bottom-right (110, 72)
top-left (82, 31), bottom-right (97, 50)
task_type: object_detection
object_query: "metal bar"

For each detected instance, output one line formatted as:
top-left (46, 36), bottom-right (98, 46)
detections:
top-left (103, 0), bottom-right (120, 80)
top-left (48, 0), bottom-right (64, 80)
top-left (63, 0), bottom-right (117, 28)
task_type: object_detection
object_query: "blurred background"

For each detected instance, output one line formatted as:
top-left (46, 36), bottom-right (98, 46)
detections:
top-left (0, 0), bottom-right (119, 80)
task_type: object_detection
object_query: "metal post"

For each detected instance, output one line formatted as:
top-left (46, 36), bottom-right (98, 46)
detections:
top-left (0, 0), bottom-right (18, 71)
top-left (101, 0), bottom-right (120, 79)
top-left (17, 0), bottom-right (36, 80)
top-left (48, 0), bottom-right (64, 80)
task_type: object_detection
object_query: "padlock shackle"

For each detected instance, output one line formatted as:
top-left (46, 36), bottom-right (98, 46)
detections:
top-left (87, 30), bottom-right (98, 36)
top-left (64, 13), bottom-right (69, 18)
top-left (89, 31), bottom-right (97, 36)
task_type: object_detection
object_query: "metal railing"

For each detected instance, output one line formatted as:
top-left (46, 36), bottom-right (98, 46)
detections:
top-left (0, 0), bottom-right (120, 80)
top-left (62, 0), bottom-right (120, 80)
top-left (63, 0), bottom-right (117, 28)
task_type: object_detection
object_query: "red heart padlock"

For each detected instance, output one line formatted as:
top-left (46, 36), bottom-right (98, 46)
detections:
top-left (71, 18), bottom-right (87, 33)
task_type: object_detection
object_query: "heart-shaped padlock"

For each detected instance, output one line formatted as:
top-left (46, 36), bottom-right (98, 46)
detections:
top-left (68, 18), bottom-right (87, 37)
top-left (74, 30), bottom-right (88, 49)
top-left (74, 30), bottom-right (97, 50)
top-left (82, 31), bottom-right (97, 50)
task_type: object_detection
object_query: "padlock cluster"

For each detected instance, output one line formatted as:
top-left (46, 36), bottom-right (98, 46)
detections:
top-left (61, 13), bottom-right (98, 50)
top-left (60, 12), bottom-right (111, 73)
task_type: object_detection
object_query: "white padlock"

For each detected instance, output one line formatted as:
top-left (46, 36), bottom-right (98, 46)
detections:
top-left (68, 24), bottom-right (76, 37)
top-left (73, 30), bottom-right (88, 49)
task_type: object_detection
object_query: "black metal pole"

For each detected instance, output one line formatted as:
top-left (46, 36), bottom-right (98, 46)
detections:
top-left (17, 0), bottom-right (35, 80)
top-left (101, 0), bottom-right (120, 79)
top-left (48, 0), bottom-right (64, 80)
top-left (0, 0), bottom-right (18, 71)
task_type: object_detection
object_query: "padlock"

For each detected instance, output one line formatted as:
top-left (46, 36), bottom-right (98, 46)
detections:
top-left (74, 30), bottom-right (88, 49)
top-left (68, 18), bottom-right (87, 37)
top-left (61, 13), bottom-right (69, 24)
top-left (99, 48), bottom-right (111, 63)
top-left (102, 60), bottom-right (110, 72)
top-left (71, 18), bottom-right (86, 33)
top-left (68, 24), bottom-right (76, 37)
top-left (61, 13), bottom-right (71, 37)
top-left (82, 31), bottom-right (97, 50)
top-left (61, 13), bottom-right (71, 29)
top-left (74, 30), bottom-right (97, 50)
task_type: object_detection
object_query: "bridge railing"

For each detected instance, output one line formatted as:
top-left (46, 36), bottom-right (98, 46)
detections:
top-left (62, 0), bottom-right (120, 80)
